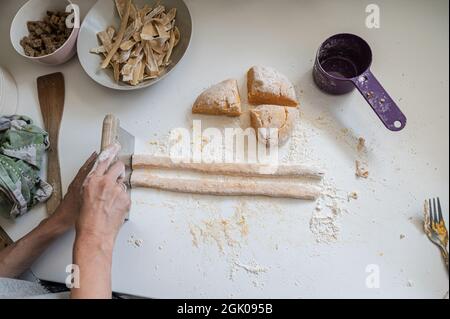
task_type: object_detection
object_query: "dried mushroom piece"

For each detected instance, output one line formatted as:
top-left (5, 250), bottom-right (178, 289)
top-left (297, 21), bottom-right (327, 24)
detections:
top-left (97, 30), bottom-right (113, 50)
top-left (164, 30), bottom-right (175, 64)
top-left (113, 62), bottom-right (120, 82)
top-left (166, 8), bottom-right (177, 22)
top-left (107, 26), bottom-right (116, 39)
top-left (91, 0), bottom-right (180, 86)
top-left (90, 46), bottom-right (106, 54)
top-left (115, 0), bottom-right (137, 20)
top-left (173, 26), bottom-right (180, 46)
top-left (143, 5), bottom-right (165, 24)
top-left (141, 23), bottom-right (158, 40)
top-left (120, 39), bottom-right (136, 51)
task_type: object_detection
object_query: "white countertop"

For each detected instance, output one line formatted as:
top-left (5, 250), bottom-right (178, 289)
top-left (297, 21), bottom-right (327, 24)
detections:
top-left (0, 0), bottom-right (448, 298)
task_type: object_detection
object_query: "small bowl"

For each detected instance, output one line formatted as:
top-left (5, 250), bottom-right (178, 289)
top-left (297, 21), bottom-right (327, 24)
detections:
top-left (10, 0), bottom-right (80, 65)
top-left (77, 0), bottom-right (192, 90)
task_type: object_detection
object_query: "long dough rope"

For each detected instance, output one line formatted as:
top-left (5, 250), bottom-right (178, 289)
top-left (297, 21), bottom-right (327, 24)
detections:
top-left (131, 170), bottom-right (321, 200)
top-left (132, 155), bottom-right (324, 179)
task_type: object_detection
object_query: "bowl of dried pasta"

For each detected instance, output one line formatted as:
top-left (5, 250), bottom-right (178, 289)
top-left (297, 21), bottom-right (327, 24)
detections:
top-left (77, 0), bottom-right (192, 90)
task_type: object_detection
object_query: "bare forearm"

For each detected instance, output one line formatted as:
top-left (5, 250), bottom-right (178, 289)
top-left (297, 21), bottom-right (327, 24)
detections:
top-left (71, 234), bottom-right (114, 299)
top-left (70, 145), bottom-right (129, 299)
top-left (0, 218), bottom-right (68, 278)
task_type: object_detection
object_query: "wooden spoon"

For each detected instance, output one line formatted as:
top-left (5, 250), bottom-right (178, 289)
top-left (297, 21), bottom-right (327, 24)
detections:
top-left (37, 72), bottom-right (65, 215)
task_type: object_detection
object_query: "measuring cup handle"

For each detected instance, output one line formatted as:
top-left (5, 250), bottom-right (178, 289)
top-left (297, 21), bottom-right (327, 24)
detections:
top-left (352, 71), bottom-right (407, 131)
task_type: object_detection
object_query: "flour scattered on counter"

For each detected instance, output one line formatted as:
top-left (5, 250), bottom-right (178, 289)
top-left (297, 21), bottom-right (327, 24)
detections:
top-left (230, 259), bottom-right (269, 288)
top-left (234, 261), bottom-right (268, 275)
top-left (252, 280), bottom-right (265, 288)
top-left (188, 201), bottom-right (251, 252)
top-left (282, 118), bottom-right (315, 165)
top-left (310, 179), bottom-right (348, 243)
top-left (146, 137), bottom-right (169, 156)
top-left (185, 199), bottom-right (273, 287)
top-left (309, 213), bottom-right (340, 243)
top-left (282, 120), bottom-right (349, 244)
top-left (127, 235), bottom-right (144, 248)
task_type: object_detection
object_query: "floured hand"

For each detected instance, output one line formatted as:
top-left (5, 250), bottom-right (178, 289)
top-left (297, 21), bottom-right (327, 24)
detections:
top-left (76, 143), bottom-right (131, 248)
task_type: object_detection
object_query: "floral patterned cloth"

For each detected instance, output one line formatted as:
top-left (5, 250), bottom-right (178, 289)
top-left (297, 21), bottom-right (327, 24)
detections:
top-left (0, 115), bottom-right (52, 218)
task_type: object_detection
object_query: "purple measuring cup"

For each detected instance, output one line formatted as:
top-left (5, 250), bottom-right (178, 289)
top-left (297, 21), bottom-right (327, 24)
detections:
top-left (313, 33), bottom-right (406, 131)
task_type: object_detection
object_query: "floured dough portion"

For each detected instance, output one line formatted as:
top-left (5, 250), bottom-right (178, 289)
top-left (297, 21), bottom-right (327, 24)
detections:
top-left (250, 104), bottom-right (296, 146)
top-left (131, 170), bottom-right (321, 200)
top-left (247, 66), bottom-right (298, 106)
top-left (192, 79), bottom-right (242, 116)
top-left (132, 154), bottom-right (324, 178)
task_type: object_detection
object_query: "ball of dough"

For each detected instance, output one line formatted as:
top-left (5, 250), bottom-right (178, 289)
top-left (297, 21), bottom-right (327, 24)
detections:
top-left (250, 104), bottom-right (297, 146)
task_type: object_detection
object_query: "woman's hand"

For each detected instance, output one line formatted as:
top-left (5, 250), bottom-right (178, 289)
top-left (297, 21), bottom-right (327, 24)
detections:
top-left (49, 152), bottom-right (98, 232)
top-left (71, 143), bottom-right (131, 299)
top-left (75, 143), bottom-right (131, 249)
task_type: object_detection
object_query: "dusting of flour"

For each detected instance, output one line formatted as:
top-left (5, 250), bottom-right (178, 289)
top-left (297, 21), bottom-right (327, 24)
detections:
top-left (282, 119), bottom-right (347, 244)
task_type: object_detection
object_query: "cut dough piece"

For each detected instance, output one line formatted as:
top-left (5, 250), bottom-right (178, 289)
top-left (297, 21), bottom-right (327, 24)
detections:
top-left (247, 66), bottom-right (298, 106)
top-left (192, 79), bottom-right (242, 117)
top-left (131, 170), bottom-right (321, 200)
top-left (250, 104), bottom-right (296, 146)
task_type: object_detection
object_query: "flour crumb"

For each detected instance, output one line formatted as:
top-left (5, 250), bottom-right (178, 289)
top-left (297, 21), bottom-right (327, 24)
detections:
top-left (127, 235), bottom-right (144, 248)
top-left (252, 280), bottom-right (265, 288)
top-left (234, 261), bottom-right (268, 275)
top-left (309, 213), bottom-right (340, 243)
top-left (347, 191), bottom-right (358, 201)
top-left (357, 137), bottom-right (366, 152)
top-left (355, 160), bottom-right (369, 178)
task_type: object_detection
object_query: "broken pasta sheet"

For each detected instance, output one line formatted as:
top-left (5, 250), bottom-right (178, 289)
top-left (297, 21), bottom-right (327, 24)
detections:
top-left (90, 0), bottom-right (181, 86)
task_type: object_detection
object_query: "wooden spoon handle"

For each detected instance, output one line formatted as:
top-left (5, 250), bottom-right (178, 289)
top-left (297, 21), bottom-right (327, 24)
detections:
top-left (37, 72), bottom-right (65, 215)
top-left (46, 144), bottom-right (62, 215)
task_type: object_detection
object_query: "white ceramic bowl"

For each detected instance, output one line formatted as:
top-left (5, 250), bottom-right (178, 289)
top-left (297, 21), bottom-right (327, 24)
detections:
top-left (10, 0), bottom-right (80, 65)
top-left (77, 0), bottom-right (192, 90)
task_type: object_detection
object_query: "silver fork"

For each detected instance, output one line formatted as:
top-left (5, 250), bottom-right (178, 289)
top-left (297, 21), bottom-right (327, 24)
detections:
top-left (426, 198), bottom-right (449, 269)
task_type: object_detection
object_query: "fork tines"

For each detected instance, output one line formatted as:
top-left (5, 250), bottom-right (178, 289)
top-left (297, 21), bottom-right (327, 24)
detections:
top-left (429, 197), bottom-right (444, 226)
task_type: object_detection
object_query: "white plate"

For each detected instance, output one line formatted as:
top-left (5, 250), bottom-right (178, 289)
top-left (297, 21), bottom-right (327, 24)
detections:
top-left (77, 0), bottom-right (192, 90)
